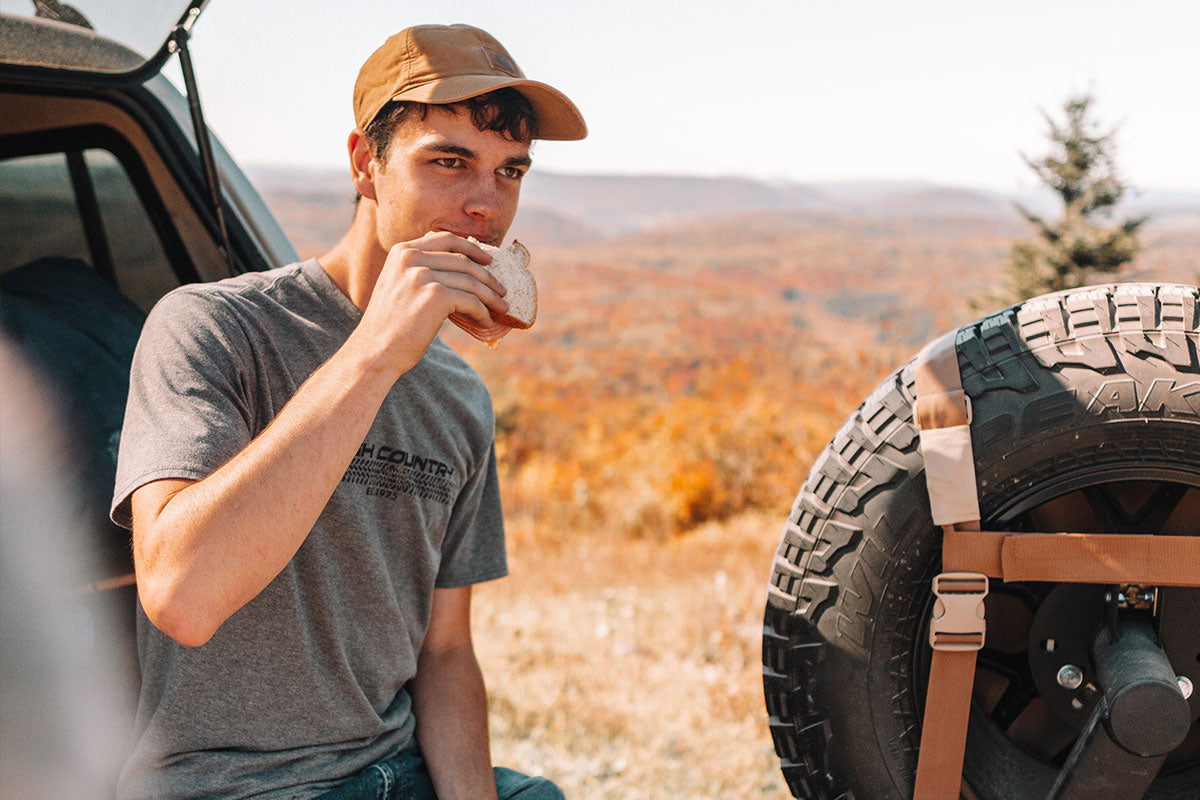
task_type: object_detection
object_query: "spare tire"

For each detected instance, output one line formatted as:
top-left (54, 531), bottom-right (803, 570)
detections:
top-left (763, 282), bottom-right (1200, 800)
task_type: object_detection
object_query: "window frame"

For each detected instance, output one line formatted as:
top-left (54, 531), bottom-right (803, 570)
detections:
top-left (1, 123), bottom-right (201, 290)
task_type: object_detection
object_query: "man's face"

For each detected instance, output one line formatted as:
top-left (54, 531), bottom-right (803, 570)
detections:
top-left (368, 106), bottom-right (532, 247)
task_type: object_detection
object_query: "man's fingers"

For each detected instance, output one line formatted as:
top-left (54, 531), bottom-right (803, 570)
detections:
top-left (411, 266), bottom-right (509, 317)
top-left (443, 288), bottom-right (497, 331)
top-left (409, 230), bottom-right (492, 262)
top-left (399, 233), bottom-right (492, 269)
top-left (449, 312), bottom-right (512, 343)
top-left (387, 243), bottom-right (507, 298)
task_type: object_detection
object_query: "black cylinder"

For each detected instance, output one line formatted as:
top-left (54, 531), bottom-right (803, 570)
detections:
top-left (1092, 618), bottom-right (1191, 757)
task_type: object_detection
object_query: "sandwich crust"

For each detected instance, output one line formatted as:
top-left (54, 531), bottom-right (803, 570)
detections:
top-left (450, 239), bottom-right (537, 344)
top-left (477, 239), bottom-right (537, 329)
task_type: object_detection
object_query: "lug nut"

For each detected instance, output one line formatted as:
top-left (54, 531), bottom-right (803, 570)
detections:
top-left (1057, 664), bottom-right (1085, 690)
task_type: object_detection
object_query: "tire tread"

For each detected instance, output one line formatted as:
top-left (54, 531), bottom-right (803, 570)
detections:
top-left (763, 282), bottom-right (1200, 799)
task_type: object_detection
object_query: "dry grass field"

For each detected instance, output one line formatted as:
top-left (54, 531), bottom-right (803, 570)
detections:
top-left (474, 512), bottom-right (789, 799)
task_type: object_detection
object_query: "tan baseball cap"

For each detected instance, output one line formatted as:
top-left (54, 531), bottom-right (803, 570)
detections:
top-left (353, 24), bottom-right (587, 141)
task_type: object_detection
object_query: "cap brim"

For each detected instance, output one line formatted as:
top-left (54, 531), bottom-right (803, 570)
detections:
top-left (391, 75), bottom-right (587, 141)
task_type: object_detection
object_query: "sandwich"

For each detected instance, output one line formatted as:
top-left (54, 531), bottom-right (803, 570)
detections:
top-left (451, 239), bottom-right (537, 344)
top-left (479, 239), bottom-right (537, 330)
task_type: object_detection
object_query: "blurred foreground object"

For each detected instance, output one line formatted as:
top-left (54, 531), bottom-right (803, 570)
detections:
top-left (0, 339), bottom-right (131, 798)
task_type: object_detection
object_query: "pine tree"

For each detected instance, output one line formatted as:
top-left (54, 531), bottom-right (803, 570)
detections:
top-left (995, 92), bottom-right (1145, 305)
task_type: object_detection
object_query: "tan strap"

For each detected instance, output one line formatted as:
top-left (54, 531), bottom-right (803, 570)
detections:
top-left (912, 331), bottom-right (967, 422)
top-left (913, 330), bottom-right (970, 430)
top-left (913, 332), bottom-right (981, 526)
top-left (941, 528), bottom-right (1002, 574)
top-left (912, 330), bottom-right (982, 800)
top-left (943, 530), bottom-right (1200, 586)
top-left (913, 649), bottom-right (976, 800)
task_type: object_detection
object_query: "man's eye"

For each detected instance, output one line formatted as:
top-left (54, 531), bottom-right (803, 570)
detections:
top-left (435, 158), bottom-right (463, 168)
top-left (499, 167), bottom-right (526, 180)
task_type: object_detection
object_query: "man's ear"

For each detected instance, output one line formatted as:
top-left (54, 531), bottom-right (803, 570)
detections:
top-left (348, 129), bottom-right (377, 202)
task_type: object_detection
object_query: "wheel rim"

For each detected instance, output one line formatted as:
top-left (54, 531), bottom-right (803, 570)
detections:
top-left (914, 468), bottom-right (1200, 796)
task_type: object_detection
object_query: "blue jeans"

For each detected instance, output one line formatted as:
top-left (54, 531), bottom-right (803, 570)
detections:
top-left (313, 749), bottom-right (565, 800)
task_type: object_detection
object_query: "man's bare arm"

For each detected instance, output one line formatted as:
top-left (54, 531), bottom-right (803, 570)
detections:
top-left (131, 344), bottom-right (392, 645)
top-left (411, 586), bottom-right (498, 800)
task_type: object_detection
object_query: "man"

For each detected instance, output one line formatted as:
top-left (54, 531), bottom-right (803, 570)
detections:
top-left (110, 23), bottom-right (586, 800)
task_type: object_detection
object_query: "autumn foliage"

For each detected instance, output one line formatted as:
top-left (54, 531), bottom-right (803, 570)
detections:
top-left (452, 333), bottom-right (899, 540)
top-left (274, 187), bottom-right (1199, 545)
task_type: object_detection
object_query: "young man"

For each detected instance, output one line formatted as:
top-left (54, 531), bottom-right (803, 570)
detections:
top-left (110, 24), bottom-right (586, 800)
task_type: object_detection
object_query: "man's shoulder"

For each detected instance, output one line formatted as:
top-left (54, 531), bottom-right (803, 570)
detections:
top-left (161, 261), bottom-right (311, 307)
top-left (148, 260), bottom-right (347, 330)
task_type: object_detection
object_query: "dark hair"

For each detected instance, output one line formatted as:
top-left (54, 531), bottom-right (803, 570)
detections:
top-left (363, 87), bottom-right (538, 164)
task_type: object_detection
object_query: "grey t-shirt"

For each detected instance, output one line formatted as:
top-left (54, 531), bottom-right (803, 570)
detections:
top-left (111, 259), bottom-right (507, 800)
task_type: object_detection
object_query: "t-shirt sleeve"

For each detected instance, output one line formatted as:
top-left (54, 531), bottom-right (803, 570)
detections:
top-left (434, 443), bottom-right (507, 588)
top-left (110, 289), bottom-right (256, 529)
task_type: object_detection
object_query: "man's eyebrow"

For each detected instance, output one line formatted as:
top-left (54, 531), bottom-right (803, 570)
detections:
top-left (503, 154), bottom-right (533, 169)
top-left (422, 142), bottom-right (477, 159)
top-left (420, 141), bottom-right (532, 168)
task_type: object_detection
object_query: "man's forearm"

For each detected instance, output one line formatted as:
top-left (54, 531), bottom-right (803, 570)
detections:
top-left (133, 340), bottom-right (397, 645)
top-left (134, 236), bottom-right (511, 646)
top-left (411, 643), bottom-right (497, 800)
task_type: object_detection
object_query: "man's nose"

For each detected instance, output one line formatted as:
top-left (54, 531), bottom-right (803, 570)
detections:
top-left (464, 175), bottom-right (502, 220)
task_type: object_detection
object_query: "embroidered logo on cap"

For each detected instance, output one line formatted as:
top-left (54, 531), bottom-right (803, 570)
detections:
top-left (483, 48), bottom-right (519, 77)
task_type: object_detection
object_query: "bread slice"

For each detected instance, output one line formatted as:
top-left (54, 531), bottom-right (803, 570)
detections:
top-left (477, 239), bottom-right (537, 329)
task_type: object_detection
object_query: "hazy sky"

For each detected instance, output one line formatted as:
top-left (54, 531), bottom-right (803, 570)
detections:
top-left (174, 0), bottom-right (1200, 193)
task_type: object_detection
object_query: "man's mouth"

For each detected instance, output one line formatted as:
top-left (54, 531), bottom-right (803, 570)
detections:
top-left (439, 227), bottom-right (497, 245)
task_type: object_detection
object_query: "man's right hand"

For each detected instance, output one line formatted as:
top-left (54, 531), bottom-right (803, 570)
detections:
top-left (352, 232), bottom-right (510, 375)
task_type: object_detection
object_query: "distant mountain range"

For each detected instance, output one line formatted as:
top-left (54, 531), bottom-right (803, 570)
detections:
top-left (247, 165), bottom-right (1199, 359)
top-left (248, 166), bottom-right (1200, 252)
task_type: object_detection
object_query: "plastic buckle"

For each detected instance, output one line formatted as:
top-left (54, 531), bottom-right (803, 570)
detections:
top-left (929, 572), bottom-right (988, 651)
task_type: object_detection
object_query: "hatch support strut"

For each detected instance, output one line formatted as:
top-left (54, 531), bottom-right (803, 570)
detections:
top-left (169, 5), bottom-right (236, 273)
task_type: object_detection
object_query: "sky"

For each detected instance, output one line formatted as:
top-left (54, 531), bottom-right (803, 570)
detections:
top-left (170, 0), bottom-right (1200, 194)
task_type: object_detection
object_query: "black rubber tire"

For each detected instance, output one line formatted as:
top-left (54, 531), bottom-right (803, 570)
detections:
top-left (763, 282), bottom-right (1200, 800)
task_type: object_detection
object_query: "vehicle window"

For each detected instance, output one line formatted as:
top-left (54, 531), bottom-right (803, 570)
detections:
top-left (0, 147), bottom-right (178, 313)
top-left (0, 153), bottom-right (91, 270)
top-left (86, 149), bottom-right (177, 311)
